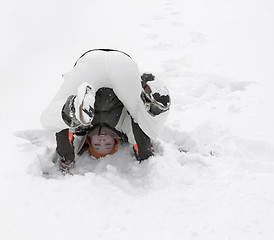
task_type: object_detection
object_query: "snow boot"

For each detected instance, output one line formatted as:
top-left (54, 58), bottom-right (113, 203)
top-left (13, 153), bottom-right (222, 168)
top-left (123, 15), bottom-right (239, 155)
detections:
top-left (141, 73), bottom-right (170, 116)
top-left (74, 82), bottom-right (96, 126)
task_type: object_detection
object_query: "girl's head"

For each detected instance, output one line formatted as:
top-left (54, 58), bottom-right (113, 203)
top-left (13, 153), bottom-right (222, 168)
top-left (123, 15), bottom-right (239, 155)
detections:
top-left (86, 129), bottom-right (119, 158)
top-left (91, 131), bottom-right (116, 154)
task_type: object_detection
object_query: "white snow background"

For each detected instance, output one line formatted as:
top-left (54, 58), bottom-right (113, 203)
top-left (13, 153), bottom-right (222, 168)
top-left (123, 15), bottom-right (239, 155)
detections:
top-left (1, 0), bottom-right (274, 239)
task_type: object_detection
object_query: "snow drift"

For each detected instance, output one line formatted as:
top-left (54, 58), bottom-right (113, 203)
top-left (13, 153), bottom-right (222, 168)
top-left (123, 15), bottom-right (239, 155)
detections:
top-left (1, 0), bottom-right (274, 239)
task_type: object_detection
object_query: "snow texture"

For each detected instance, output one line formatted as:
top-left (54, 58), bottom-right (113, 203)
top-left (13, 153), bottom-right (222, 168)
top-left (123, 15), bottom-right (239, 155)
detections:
top-left (1, 0), bottom-right (274, 239)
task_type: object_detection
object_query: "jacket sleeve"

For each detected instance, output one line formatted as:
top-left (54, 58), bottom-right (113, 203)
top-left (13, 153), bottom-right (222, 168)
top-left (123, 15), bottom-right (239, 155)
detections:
top-left (131, 118), bottom-right (153, 161)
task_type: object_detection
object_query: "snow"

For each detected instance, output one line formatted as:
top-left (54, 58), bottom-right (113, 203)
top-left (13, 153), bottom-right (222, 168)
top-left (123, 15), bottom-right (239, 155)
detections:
top-left (1, 0), bottom-right (274, 239)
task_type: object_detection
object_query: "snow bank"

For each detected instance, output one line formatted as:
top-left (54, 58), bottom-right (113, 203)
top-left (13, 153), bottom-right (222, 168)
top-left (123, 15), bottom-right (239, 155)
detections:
top-left (9, 123), bottom-right (274, 240)
top-left (1, 0), bottom-right (274, 239)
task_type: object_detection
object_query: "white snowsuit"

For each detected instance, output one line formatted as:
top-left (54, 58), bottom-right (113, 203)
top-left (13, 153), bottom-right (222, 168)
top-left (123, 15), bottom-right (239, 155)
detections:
top-left (41, 50), bottom-right (169, 143)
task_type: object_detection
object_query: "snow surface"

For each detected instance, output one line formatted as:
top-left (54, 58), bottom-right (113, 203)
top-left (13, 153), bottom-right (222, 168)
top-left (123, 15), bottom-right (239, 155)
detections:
top-left (1, 0), bottom-right (274, 239)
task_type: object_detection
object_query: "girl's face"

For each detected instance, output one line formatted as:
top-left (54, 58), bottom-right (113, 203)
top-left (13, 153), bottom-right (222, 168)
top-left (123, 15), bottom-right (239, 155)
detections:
top-left (91, 131), bottom-right (115, 154)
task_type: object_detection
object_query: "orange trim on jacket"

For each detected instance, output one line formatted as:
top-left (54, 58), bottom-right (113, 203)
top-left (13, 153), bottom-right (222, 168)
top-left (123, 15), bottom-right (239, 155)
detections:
top-left (133, 144), bottom-right (139, 155)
